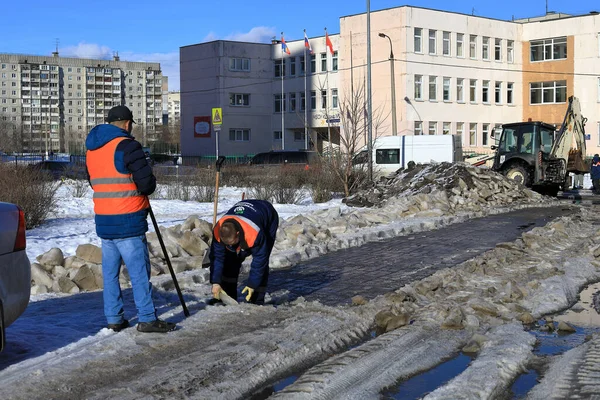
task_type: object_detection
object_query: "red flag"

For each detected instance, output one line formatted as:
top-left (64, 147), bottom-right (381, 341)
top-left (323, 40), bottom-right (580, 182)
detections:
top-left (325, 31), bottom-right (334, 55)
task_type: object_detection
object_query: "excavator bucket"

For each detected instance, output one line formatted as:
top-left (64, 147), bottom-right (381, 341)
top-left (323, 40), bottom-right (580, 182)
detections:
top-left (567, 149), bottom-right (588, 173)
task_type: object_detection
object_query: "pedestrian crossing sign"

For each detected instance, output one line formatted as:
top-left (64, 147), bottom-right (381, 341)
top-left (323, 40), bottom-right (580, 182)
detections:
top-left (212, 108), bottom-right (223, 125)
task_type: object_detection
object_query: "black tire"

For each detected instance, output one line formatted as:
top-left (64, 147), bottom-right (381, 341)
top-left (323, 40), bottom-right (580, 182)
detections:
top-left (503, 164), bottom-right (530, 186)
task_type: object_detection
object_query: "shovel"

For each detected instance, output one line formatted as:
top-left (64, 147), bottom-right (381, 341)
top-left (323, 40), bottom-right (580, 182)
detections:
top-left (212, 156), bottom-right (226, 228)
top-left (219, 289), bottom-right (239, 306)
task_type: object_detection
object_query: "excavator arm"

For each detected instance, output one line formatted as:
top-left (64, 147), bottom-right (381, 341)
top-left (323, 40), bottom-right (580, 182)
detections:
top-left (550, 96), bottom-right (588, 173)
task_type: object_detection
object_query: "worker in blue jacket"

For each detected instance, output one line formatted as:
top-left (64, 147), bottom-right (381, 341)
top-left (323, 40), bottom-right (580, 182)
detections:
top-left (209, 200), bottom-right (279, 304)
top-left (591, 154), bottom-right (600, 194)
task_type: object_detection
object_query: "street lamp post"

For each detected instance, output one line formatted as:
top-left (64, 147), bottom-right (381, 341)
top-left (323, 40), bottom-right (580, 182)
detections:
top-left (45, 95), bottom-right (51, 156)
top-left (379, 33), bottom-right (397, 136)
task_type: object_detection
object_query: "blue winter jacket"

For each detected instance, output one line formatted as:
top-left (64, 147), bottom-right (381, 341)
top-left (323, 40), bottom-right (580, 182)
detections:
top-left (210, 200), bottom-right (279, 289)
top-left (85, 124), bottom-right (156, 239)
top-left (592, 155), bottom-right (600, 180)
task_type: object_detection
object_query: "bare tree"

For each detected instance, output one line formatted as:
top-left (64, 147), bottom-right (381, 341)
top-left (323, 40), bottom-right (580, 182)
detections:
top-left (324, 79), bottom-right (387, 197)
top-left (0, 114), bottom-right (24, 153)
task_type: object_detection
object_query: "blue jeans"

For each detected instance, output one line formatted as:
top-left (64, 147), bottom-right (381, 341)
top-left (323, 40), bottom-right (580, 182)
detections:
top-left (101, 235), bottom-right (157, 324)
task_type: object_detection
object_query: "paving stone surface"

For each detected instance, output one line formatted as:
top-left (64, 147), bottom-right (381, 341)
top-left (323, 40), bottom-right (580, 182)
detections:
top-left (267, 206), bottom-right (575, 305)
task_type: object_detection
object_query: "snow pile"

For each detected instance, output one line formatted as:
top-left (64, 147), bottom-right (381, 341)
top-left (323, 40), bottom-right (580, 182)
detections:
top-left (345, 162), bottom-right (551, 209)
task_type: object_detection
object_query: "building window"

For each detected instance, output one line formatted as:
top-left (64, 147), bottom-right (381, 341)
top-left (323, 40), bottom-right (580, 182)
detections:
top-left (229, 58), bottom-right (251, 71)
top-left (507, 40), bottom-right (514, 63)
top-left (414, 121), bottom-right (423, 135)
top-left (414, 75), bottom-right (423, 99)
top-left (429, 76), bottom-right (437, 101)
top-left (482, 80), bottom-right (490, 103)
top-left (274, 94), bottom-right (287, 112)
top-left (530, 80), bottom-right (567, 104)
top-left (300, 56), bottom-right (305, 74)
top-left (495, 38), bottom-right (502, 61)
top-left (456, 33), bottom-right (464, 57)
top-left (321, 90), bottom-right (327, 109)
top-left (332, 51), bottom-right (338, 71)
top-left (289, 93), bottom-right (296, 111)
top-left (414, 28), bottom-right (422, 53)
top-left (470, 79), bottom-right (477, 103)
top-left (429, 121), bottom-right (437, 135)
top-left (482, 123), bottom-right (489, 146)
top-left (495, 82), bottom-right (502, 103)
top-left (321, 53), bottom-right (327, 72)
top-left (301, 92), bottom-right (306, 111)
top-left (442, 31), bottom-right (450, 56)
top-left (294, 132), bottom-right (305, 142)
top-left (443, 77), bottom-right (451, 101)
top-left (229, 129), bottom-right (250, 141)
top-left (273, 131), bottom-right (282, 140)
top-left (457, 78), bottom-right (464, 102)
top-left (310, 54), bottom-right (316, 73)
top-left (429, 30), bottom-right (437, 55)
top-left (332, 88), bottom-right (338, 108)
top-left (310, 90), bottom-right (316, 110)
top-left (273, 58), bottom-right (285, 78)
top-left (507, 82), bottom-right (514, 104)
top-left (456, 122), bottom-right (464, 141)
top-left (443, 122), bottom-right (451, 135)
top-left (290, 58), bottom-right (296, 76)
top-left (469, 123), bottom-right (477, 146)
top-left (482, 37), bottom-right (490, 60)
top-left (530, 37), bottom-right (567, 61)
top-left (470, 35), bottom-right (477, 59)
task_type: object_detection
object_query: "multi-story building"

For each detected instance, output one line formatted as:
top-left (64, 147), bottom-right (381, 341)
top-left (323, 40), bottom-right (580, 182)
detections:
top-left (167, 91), bottom-right (181, 126)
top-left (180, 34), bottom-right (340, 156)
top-left (0, 52), bottom-right (166, 153)
top-left (180, 6), bottom-right (600, 158)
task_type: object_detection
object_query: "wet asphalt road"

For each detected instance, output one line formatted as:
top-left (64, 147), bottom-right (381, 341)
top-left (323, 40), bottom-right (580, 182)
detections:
top-left (267, 206), bottom-right (575, 305)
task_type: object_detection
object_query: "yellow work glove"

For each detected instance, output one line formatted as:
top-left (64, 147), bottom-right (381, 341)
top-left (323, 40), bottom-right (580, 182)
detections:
top-left (242, 286), bottom-right (254, 302)
top-left (212, 284), bottom-right (222, 300)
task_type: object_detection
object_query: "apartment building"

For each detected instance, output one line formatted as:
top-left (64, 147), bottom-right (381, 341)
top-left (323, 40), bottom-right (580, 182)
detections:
top-left (180, 34), bottom-right (340, 156)
top-left (0, 52), bottom-right (166, 153)
top-left (180, 6), bottom-right (600, 158)
top-left (167, 91), bottom-right (181, 125)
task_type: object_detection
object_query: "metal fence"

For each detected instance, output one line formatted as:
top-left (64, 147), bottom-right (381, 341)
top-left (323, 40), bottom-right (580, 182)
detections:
top-left (0, 153), bottom-right (87, 166)
top-left (0, 153), bottom-right (252, 169)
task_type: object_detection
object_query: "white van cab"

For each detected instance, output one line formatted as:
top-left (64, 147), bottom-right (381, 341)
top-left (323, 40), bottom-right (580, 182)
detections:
top-left (354, 135), bottom-right (462, 176)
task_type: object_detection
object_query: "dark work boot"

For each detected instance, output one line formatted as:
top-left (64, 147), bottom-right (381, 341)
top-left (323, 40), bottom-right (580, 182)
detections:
top-left (136, 319), bottom-right (177, 333)
top-left (107, 320), bottom-right (129, 332)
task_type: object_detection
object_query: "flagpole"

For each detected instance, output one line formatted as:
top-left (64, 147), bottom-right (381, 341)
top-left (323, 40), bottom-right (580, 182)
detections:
top-left (325, 28), bottom-right (332, 156)
top-left (304, 30), bottom-right (308, 150)
top-left (281, 32), bottom-right (285, 150)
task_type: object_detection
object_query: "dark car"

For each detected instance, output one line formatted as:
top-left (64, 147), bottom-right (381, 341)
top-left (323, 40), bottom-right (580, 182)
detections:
top-left (28, 160), bottom-right (87, 180)
top-left (249, 151), bottom-right (320, 169)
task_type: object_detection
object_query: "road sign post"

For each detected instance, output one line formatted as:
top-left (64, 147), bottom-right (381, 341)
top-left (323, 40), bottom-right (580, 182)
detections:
top-left (212, 107), bottom-right (223, 158)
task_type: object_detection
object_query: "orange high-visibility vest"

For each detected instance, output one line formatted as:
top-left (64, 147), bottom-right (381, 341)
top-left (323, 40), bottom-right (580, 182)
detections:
top-left (213, 216), bottom-right (260, 249)
top-left (86, 137), bottom-right (149, 215)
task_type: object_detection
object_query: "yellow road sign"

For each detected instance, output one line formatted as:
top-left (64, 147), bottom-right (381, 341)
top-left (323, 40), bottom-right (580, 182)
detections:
top-left (212, 108), bottom-right (223, 125)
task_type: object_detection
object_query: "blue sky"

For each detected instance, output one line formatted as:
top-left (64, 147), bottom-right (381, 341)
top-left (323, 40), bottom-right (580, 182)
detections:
top-left (2, 0), bottom-right (598, 90)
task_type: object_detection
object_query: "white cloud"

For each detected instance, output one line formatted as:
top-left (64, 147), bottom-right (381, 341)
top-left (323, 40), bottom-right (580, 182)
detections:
top-left (225, 26), bottom-right (277, 43)
top-left (202, 26), bottom-right (276, 43)
top-left (61, 42), bottom-right (113, 60)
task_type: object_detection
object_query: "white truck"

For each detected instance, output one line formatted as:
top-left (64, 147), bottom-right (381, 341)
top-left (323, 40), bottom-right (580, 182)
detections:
top-left (353, 135), bottom-right (463, 176)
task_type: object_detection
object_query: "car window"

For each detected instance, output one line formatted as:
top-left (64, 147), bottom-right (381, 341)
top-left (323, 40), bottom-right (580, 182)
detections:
top-left (284, 152), bottom-right (306, 164)
top-left (250, 153), bottom-right (267, 165)
top-left (268, 153), bottom-right (284, 164)
top-left (376, 149), bottom-right (400, 164)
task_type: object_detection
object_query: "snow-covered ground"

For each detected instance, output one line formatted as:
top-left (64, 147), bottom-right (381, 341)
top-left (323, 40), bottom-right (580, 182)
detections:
top-left (2, 178), bottom-right (600, 399)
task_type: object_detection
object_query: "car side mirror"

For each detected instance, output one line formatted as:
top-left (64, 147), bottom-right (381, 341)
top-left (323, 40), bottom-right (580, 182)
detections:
top-left (490, 145), bottom-right (497, 150)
